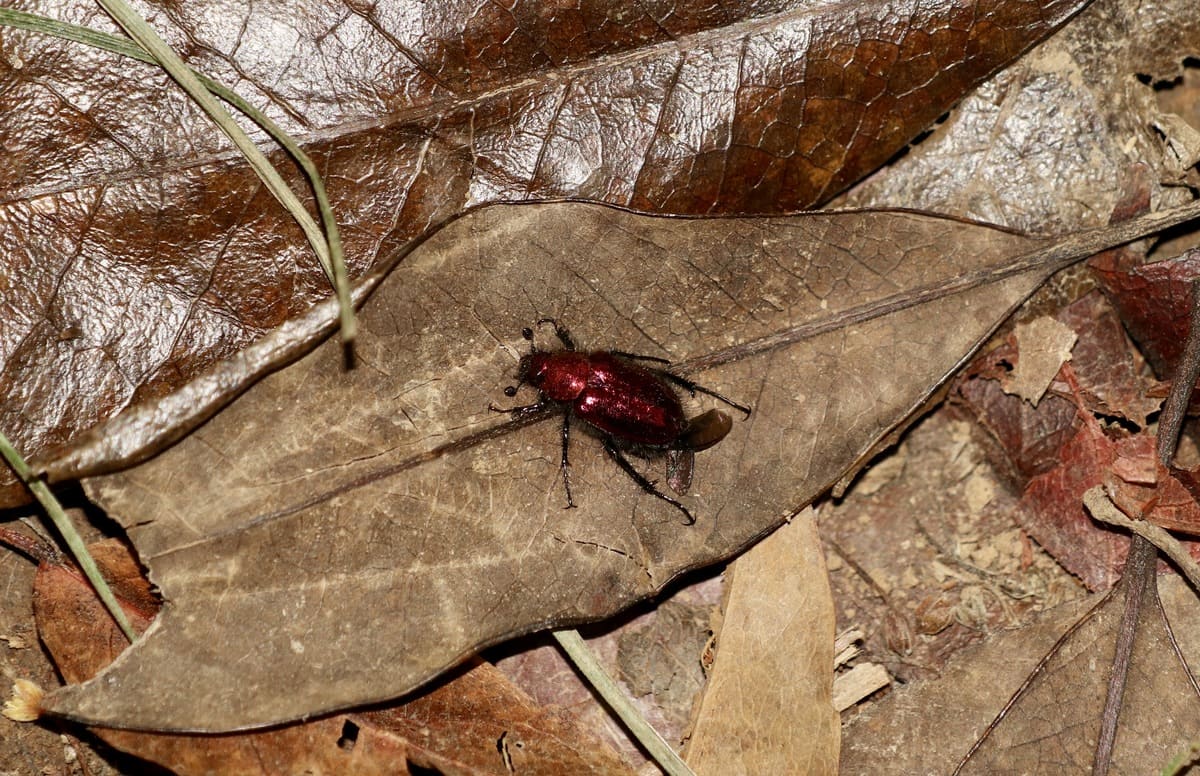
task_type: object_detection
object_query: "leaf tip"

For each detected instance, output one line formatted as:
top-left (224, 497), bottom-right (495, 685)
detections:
top-left (3, 679), bottom-right (45, 722)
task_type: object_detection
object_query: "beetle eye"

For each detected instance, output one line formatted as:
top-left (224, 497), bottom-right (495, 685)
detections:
top-left (504, 385), bottom-right (518, 397)
top-left (521, 327), bottom-right (534, 341)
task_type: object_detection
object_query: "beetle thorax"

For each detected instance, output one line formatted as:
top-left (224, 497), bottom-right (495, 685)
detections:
top-left (522, 351), bottom-right (589, 401)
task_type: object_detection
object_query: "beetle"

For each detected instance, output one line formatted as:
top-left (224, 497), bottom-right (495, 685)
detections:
top-left (490, 318), bottom-right (750, 523)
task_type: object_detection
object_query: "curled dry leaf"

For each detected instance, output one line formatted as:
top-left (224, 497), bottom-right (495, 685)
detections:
top-left (0, 0), bottom-right (1092, 506)
top-left (34, 201), bottom-right (1080, 730)
top-left (685, 509), bottom-right (839, 774)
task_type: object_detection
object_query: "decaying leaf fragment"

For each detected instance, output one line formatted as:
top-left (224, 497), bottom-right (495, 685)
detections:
top-left (38, 201), bottom-right (1164, 731)
top-left (685, 509), bottom-right (839, 775)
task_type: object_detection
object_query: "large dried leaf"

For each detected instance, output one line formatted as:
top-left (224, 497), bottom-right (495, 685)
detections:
top-left (35, 201), bottom-right (1081, 730)
top-left (0, 0), bottom-right (1091, 505)
top-left (31, 538), bottom-right (635, 774)
top-left (836, 0), bottom-right (1200, 234)
top-left (953, 544), bottom-right (1200, 774)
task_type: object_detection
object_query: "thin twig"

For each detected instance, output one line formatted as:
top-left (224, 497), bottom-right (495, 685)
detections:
top-left (1092, 271), bottom-right (1200, 774)
top-left (1084, 488), bottom-right (1200, 590)
top-left (1157, 279), bottom-right (1200, 467)
top-left (0, 431), bottom-right (135, 643)
top-left (0, 6), bottom-right (354, 343)
top-left (1092, 535), bottom-right (1155, 776)
top-left (553, 629), bottom-right (695, 776)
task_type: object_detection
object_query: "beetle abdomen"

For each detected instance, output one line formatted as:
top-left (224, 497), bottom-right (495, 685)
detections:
top-left (577, 353), bottom-right (686, 445)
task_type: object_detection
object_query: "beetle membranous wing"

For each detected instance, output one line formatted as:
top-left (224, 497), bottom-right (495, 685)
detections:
top-left (666, 448), bottom-right (694, 495)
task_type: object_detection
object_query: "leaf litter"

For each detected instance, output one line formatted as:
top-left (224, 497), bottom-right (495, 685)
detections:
top-left (0, 0), bottom-right (1091, 508)
top-left (7, 0), bottom-right (1200, 772)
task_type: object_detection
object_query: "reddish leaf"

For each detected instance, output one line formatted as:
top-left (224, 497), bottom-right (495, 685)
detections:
top-left (959, 279), bottom-right (1200, 591)
top-left (1047, 292), bottom-right (1163, 424)
top-left (1091, 247), bottom-right (1200, 378)
top-left (955, 374), bottom-right (1081, 482)
top-left (1107, 435), bottom-right (1200, 537)
top-left (1017, 420), bottom-right (1126, 591)
top-left (955, 288), bottom-right (1163, 486)
top-left (0, 0), bottom-right (1091, 505)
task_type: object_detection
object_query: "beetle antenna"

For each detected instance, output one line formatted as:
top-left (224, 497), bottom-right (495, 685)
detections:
top-left (536, 318), bottom-right (576, 351)
top-left (503, 377), bottom-right (524, 397)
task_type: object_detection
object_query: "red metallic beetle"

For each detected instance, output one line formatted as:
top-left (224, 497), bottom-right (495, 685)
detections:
top-left (491, 319), bottom-right (750, 523)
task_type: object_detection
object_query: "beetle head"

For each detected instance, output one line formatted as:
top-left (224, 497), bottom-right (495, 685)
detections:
top-left (503, 351), bottom-right (552, 397)
top-left (516, 351), bottom-right (551, 386)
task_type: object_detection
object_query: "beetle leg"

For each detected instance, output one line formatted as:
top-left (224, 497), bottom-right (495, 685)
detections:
top-left (535, 318), bottom-right (576, 351)
top-left (654, 371), bottom-right (752, 417)
top-left (609, 350), bottom-right (671, 365)
top-left (602, 437), bottom-right (696, 525)
top-left (488, 399), bottom-right (549, 419)
top-left (558, 412), bottom-right (577, 509)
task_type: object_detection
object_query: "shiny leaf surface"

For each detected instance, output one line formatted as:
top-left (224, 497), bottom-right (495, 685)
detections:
top-left (0, 0), bottom-right (1090, 504)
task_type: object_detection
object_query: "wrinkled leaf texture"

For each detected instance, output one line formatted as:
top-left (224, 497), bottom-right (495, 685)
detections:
top-left (0, 0), bottom-right (1090, 504)
top-left (40, 202), bottom-right (1057, 730)
top-left (956, 541), bottom-right (1200, 774)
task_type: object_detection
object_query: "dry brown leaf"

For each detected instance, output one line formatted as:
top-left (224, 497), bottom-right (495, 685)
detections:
top-left (361, 661), bottom-right (637, 776)
top-left (842, 574), bottom-right (1200, 773)
top-left (957, 551), bottom-right (1200, 774)
top-left (1003, 316), bottom-right (1076, 407)
top-left (39, 201), bottom-right (1075, 730)
top-left (3, 0), bottom-right (1200, 771)
top-left (837, 0), bottom-right (1200, 232)
top-left (0, 0), bottom-right (1092, 506)
top-left (684, 508), bottom-right (839, 775)
top-left (32, 537), bottom-right (636, 775)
